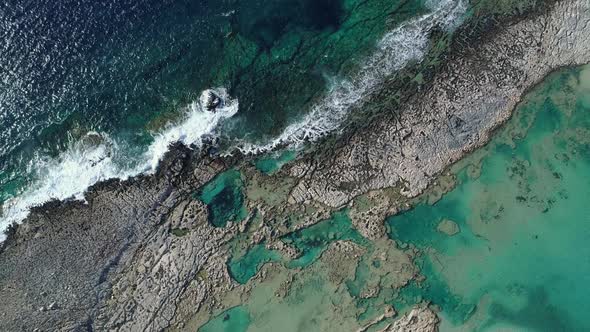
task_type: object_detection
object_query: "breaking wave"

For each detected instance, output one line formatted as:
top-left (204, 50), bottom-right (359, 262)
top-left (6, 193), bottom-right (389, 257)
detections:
top-left (235, 0), bottom-right (466, 154)
top-left (0, 88), bottom-right (237, 239)
top-left (0, 0), bottom-right (466, 239)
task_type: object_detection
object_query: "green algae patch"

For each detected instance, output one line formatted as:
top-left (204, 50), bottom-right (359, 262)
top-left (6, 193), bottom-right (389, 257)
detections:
top-left (198, 306), bottom-right (251, 332)
top-left (170, 228), bottom-right (189, 237)
top-left (283, 210), bottom-right (368, 268)
top-left (254, 150), bottom-right (298, 175)
top-left (245, 173), bottom-right (295, 207)
top-left (197, 170), bottom-right (247, 228)
top-left (228, 244), bottom-right (282, 284)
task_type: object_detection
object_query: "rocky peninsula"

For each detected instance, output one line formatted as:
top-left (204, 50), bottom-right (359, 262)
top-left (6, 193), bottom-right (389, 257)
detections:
top-left (1, 0), bottom-right (589, 331)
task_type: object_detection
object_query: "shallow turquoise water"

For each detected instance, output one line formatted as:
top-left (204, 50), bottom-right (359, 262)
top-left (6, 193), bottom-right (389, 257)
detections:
top-left (283, 210), bottom-right (368, 268)
top-left (228, 210), bottom-right (368, 284)
top-left (229, 244), bottom-right (282, 284)
top-left (254, 150), bottom-right (298, 175)
top-left (199, 48), bottom-right (590, 332)
top-left (388, 66), bottom-right (590, 331)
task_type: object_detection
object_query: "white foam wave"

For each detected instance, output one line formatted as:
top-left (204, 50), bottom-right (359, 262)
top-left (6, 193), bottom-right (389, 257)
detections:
top-left (236, 0), bottom-right (466, 154)
top-left (0, 0), bottom-right (467, 239)
top-left (0, 133), bottom-right (132, 241)
top-left (0, 88), bottom-right (237, 240)
top-left (145, 88), bottom-right (238, 171)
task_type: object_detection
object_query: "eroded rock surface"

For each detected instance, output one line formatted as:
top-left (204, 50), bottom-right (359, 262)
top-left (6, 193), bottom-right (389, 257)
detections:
top-left (0, 148), bottom-right (236, 331)
top-left (288, 0), bottom-right (590, 208)
top-left (379, 305), bottom-right (439, 332)
top-left (1, 1), bottom-right (589, 331)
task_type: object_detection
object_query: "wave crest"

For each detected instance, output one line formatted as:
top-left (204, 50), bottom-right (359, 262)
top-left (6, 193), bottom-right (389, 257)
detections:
top-left (0, 88), bottom-right (237, 240)
top-left (235, 0), bottom-right (466, 154)
top-left (0, 0), bottom-right (467, 239)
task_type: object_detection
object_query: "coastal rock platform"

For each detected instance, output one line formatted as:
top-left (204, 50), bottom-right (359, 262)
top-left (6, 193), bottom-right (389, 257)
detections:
top-left (1, 0), bottom-right (589, 331)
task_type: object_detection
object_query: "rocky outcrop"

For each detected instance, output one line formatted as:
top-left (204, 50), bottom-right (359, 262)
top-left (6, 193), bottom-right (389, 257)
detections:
top-left (287, 0), bottom-right (590, 208)
top-left (437, 218), bottom-right (460, 236)
top-left (0, 148), bottom-right (235, 331)
top-left (95, 199), bottom-right (236, 331)
top-left (1, 1), bottom-right (590, 331)
top-left (357, 305), bottom-right (396, 332)
top-left (379, 305), bottom-right (439, 332)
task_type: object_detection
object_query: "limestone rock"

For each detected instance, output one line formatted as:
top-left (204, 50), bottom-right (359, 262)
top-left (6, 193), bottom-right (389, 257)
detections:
top-left (287, 0), bottom-right (590, 209)
top-left (379, 306), bottom-right (439, 332)
top-left (1, 2), bottom-right (589, 331)
top-left (437, 219), bottom-right (460, 236)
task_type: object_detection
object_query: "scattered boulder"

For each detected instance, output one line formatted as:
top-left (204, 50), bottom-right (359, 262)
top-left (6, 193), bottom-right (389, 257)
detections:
top-left (200, 89), bottom-right (222, 111)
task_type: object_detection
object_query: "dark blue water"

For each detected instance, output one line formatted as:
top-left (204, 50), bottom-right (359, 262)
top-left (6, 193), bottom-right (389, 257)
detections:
top-left (0, 0), bottom-right (466, 235)
top-left (1, 0), bottom-right (230, 196)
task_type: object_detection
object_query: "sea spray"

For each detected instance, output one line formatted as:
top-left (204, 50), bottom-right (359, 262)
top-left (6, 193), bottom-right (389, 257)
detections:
top-left (0, 88), bottom-right (238, 239)
top-left (146, 88), bottom-right (238, 170)
top-left (0, 0), bottom-right (466, 238)
top-left (0, 132), bottom-right (131, 241)
top-left (235, 0), bottom-right (466, 154)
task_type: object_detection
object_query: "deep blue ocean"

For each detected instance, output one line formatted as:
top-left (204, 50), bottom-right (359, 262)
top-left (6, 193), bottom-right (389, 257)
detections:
top-left (0, 0), bottom-right (466, 235)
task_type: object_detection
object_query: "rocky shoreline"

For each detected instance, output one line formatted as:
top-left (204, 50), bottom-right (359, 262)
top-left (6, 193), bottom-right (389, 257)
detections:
top-left (1, 0), bottom-right (590, 331)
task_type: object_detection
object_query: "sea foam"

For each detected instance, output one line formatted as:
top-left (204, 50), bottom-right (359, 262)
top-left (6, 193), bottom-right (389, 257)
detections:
top-left (0, 0), bottom-right (466, 239)
top-left (0, 88), bottom-right (237, 240)
top-left (146, 88), bottom-right (238, 171)
top-left (235, 0), bottom-right (466, 154)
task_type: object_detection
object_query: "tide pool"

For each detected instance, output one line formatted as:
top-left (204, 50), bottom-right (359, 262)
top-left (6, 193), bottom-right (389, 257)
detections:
top-left (228, 210), bottom-right (367, 284)
top-left (254, 150), bottom-right (298, 175)
top-left (197, 169), bottom-right (247, 228)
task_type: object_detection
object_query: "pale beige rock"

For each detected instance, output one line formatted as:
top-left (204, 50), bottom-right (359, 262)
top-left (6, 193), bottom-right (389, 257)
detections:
top-left (379, 306), bottom-right (439, 332)
top-left (288, 0), bottom-right (590, 209)
top-left (2, 2), bottom-right (590, 331)
top-left (437, 218), bottom-right (460, 236)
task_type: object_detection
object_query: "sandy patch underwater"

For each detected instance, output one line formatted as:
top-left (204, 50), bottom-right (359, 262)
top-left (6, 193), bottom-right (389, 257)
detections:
top-left (390, 66), bottom-right (590, 331)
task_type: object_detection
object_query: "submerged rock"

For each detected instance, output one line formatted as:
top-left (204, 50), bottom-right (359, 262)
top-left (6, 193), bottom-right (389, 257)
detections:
top-left (357, 305), bottom-right (397, 332)
top-left (1, 2), bottom-right (590, 331)
top-left (437, 218), bottom-right (460, 236)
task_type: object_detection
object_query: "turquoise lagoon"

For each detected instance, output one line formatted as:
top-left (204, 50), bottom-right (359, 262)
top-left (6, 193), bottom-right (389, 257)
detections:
top-left (201, 65), bottom-right (590, 331)
top-left (389, 65), bottom-right (590, 331)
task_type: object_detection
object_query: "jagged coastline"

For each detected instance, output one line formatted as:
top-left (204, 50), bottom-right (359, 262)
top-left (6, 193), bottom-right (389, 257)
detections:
top-left (1, 0), bottom-right (589, 331)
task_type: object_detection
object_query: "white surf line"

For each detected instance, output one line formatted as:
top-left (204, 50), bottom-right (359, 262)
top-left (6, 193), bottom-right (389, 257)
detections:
top-left (0, 133), bottom-right (131, 241)
top-left (0, 0), bottom-right (467, 239)
top-left (235, 0), bottom-right (466, 154)
top-left (145, 88), bottom-right (238, 171)
top-left (0, 88), bottom-right (238, 240)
